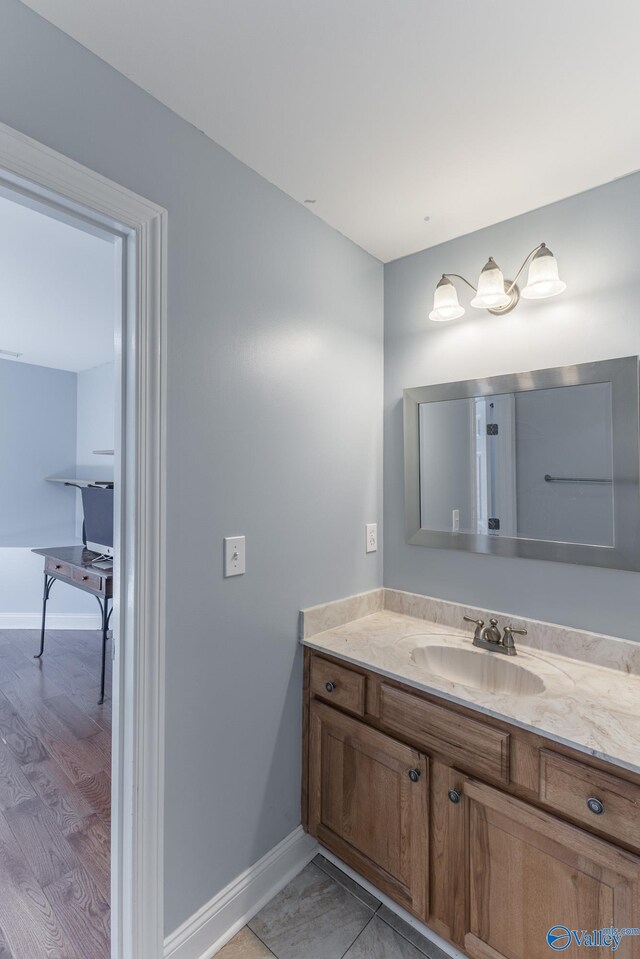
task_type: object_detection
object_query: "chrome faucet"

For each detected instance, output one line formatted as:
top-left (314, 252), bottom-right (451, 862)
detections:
top-left (480, 617), bottom-right (502, 645)
top-left (463, 616), bottom-right (527, 656)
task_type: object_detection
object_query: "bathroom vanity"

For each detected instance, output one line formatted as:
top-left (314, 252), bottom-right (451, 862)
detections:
top-left (300, 591), bottom-right (640, 959)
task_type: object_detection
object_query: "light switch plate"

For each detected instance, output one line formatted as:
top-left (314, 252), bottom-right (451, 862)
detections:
top-left (366, 523), bottom-right (377, 553)
top-left (224, 536), bottom-right (245, 576)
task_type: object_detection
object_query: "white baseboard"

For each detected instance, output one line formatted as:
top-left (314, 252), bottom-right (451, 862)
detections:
top-left (319, 847), bottom-right (466, 959)
top-left (164, 827), bottom-right (319, 959)
top-left (0, 614), bottom-right (102, 630)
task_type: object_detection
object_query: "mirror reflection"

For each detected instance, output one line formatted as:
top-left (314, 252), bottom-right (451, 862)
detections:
top-left (419, 382), bottom-right (614, 548)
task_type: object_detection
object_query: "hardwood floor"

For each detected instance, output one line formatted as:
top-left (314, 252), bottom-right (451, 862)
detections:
top-left (0, 629), bottom-right (111, 959)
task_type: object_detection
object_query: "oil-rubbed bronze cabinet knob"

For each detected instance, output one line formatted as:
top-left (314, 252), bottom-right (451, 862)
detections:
top-left (448, 789), bottom-right (462, 804)
top-left (408, 768), bottom-right (421, 783)
top-left (587, 796), bottom-right (604, 816)
top-left (325, 681), bottom-right (337, 693)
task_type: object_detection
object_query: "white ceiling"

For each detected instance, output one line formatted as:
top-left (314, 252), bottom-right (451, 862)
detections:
top-left (21, 0), bottom-right (640, 262)
top-left (0, 192), bottom-right (117, 372)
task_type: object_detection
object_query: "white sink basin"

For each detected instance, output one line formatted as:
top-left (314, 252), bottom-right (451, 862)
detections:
top-left (411, 644), bottom-right (546, 697)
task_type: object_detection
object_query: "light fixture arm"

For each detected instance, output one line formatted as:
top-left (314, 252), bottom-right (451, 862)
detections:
top-left (442, 272), bottom-right (477, 293)
top-left (505, 243), bottom-right (546, 294)
top-left (442, 246), bottom-right (546, 297)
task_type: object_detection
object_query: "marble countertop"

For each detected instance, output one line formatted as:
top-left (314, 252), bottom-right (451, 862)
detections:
top-left (302, 609), bottom-right (640, 777)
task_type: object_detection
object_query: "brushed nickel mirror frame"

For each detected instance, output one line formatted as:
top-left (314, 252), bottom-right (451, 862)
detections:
top-left (404, 356), bottom-right (640, 571)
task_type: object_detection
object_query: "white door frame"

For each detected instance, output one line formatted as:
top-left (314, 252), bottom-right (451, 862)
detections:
top-left (0, 120), bottom-right (167, 959)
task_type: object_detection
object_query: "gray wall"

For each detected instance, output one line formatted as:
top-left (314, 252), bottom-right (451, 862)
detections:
top-left (76, 362), bottom-right (115, 474)
top-left (0, 0), bottom-right (383, 934)
top-left (76, 362), bottom-right (115, 535)
top-left (385, 173), bottom-right (640, 641)
top-left (0, 358), bottom-right (77, 546)
top-left (0, 358), bottom-right (112, 625)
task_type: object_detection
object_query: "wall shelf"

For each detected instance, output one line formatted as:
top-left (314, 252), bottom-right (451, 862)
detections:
top-left (46, 476), bottom-right (114, 488)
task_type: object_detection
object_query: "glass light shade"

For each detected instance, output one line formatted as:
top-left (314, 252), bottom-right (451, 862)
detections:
top-left (429, 276), bottom-right (465, 322)
top-left (521, 245), bottom-right (566, 299)
top-left (470, 258), bottom-right (511, 310)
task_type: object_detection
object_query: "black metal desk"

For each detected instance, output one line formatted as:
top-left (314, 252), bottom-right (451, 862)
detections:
top-left (32, 545), bottom-right (113, 703)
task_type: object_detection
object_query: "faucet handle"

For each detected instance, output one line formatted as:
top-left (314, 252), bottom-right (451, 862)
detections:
top-left (502, 624), bottom-right (527, 654)
top-left (503, 625), bottom-right (527, 636)
top-left (463, 615), bottom-right (484, 640)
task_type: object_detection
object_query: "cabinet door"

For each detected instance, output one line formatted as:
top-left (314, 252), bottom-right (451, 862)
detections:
top-left (309, 700), bottom-right (428, 920)
top-left (429, 761), bottom-right (466, 947)
top-left (464, 779), bottom-right (640, 959)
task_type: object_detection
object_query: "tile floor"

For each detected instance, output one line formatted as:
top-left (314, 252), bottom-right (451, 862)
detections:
top-left (218, 855), bottom-right (449, 959)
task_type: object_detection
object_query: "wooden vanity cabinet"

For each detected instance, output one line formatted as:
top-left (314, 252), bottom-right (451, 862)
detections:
top-left (303, 651), bottom-right (640, 958)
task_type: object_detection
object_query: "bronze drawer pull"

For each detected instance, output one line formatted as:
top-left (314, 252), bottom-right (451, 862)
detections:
top-left (448, 789), bottom-right (462, 804)
top-left (408, 768), bottom-right (421, 783)
top-left (587, 797), bottom-right (604, 816)
top-left (325, 681), bottom-right (337, 693)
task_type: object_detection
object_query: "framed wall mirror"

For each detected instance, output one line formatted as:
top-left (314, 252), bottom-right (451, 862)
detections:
top-left (403, 356), bottom-right (640, 570)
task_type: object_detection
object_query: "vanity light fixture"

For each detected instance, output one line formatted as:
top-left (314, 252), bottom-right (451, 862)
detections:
top-left (429, 243), bottom-right (566, 322)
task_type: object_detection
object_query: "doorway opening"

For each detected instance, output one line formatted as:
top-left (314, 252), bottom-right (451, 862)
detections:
top-left (0, 120), bottom-right (167, 959)
top-left (0, 184), bottom-right (119, 957)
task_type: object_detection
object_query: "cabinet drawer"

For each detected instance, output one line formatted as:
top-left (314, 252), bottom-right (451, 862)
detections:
top-left (310, 657), bottom-right (365, 716)
top-left (540, 750), bottom-right (640, 850)
top-left (379, 684), bottom-right (510, 784)
top-left (45, 557), bottom-right (72, 579)
top-left (71, 567), bottom-right (103, 591)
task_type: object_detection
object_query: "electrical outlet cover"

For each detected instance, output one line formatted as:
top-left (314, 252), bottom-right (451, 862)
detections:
top-left (366, 523), bottom-right (377, 553)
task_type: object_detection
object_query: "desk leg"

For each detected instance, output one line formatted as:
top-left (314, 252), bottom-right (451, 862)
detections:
top-left (35, 574), bottom-right (55, 659)
top-left (97, 597), bottom-right (112, 705)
